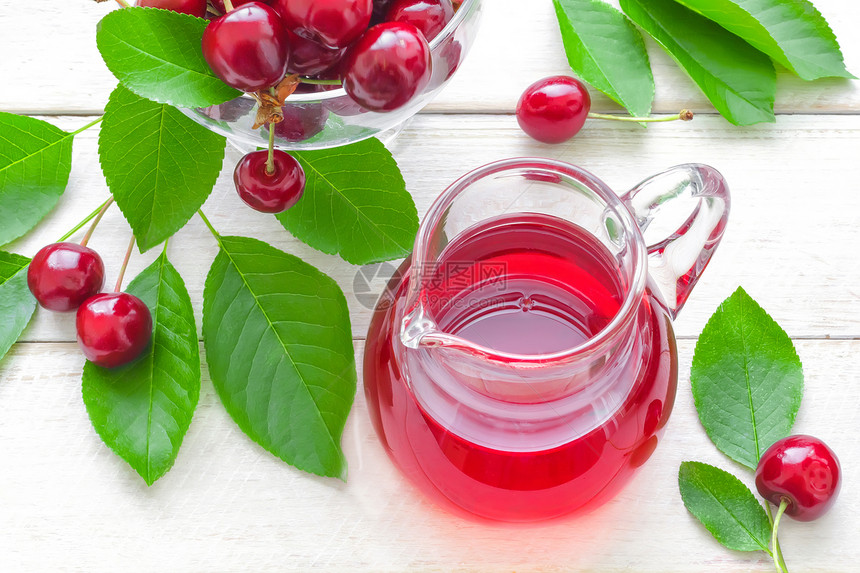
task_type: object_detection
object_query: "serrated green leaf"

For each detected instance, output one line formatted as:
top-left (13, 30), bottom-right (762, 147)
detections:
top-left (82, 248), bottom-right (200, 486)
top-left (620, 0), bottom-right (776, 126)
top-left (0, 113), bottom-right (73, 246)
top-left (691, 287), bottom-right (803, 469)
top-left (674, 0), bottom-right (853, 81)
top-left (202, 234), bottom-right (356, 479)
top-left (99, 85), bottom-right (226, 252)
top-left (96, 7), bottom-right (241, 108)
top-left (277, 138), bottom-right (418, 265)
top-left (679, 461), bottom-right (772, 552)
top-left (552, 0), bottom-right (654, 117)
top-left (0, 251), bottom-right (36, 362)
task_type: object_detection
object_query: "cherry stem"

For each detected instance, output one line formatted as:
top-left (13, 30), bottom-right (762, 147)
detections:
top-left (79, 197), bottom-right (115, 248)
top-left (586, 109), bottom-right (694, 123)
top-left (298, 77), bottom-right (342, 86)
top-left (266, 87), bottom-right (277, 175)
top-left (266, 125), bottom-right (276, 174)
top-left (765, 497), bottom-right (788, 569)
top-left (771, 498), bottom-right (791, 573)
top-left (114, 234), bottom-right (136, 293)
top-left (223, 0), bottom-right (234, 11)
top-left (56, 198), bottom-right (112, 243)
top-left (114, 0), bottom-right (131, 7)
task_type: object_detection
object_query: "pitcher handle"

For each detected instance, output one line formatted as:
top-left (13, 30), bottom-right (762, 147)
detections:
top-left (621, 163), bottom-right (730, 319)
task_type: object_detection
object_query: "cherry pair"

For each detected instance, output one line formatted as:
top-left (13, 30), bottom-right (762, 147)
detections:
top-left (27, 232), bottom-right (152, 369)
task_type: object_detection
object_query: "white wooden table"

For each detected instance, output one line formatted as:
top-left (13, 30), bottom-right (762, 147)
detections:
top-left (1, 1), bottom-right (859, 570)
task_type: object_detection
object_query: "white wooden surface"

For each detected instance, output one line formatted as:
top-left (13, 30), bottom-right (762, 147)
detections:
top-left (1, 0), bottom-right (859, 571)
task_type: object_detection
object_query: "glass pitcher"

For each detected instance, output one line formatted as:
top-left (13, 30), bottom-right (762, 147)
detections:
top-left (363, 158), bottom-right (730, 522)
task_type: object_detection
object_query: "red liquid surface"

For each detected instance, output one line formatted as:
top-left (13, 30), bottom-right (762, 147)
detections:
top-left (364, 214), bottom-right (678, 521)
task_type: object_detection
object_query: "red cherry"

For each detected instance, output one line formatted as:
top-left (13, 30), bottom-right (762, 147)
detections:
top-left (272, 0), bottom-right (372, 49)
top-left (342, 22), bottom-right (432, 112)
top-left (755, 435), bottom-right (841, 521)
top-left (201, 2), bottom-right (291, 92)
top-left (386, 0), bottom-right (454, 42)
top-left (76, 293), bottom-right (153, 369)
top-left (209, 0), bottom-right (269, 14)
top-left (286, 30), bottom-right (346, 76)
top-left (516, 76), bottom-right (592, 144)
top-left (27, 243), bottom-right (105, 312)
top-left (267, 104), bottom-right (329, 142)
top-left (428, 35), bottom-right (461, 89)
top-left (136, 0), bottom-right (208, 17)
top-left (233, 149), bottom-right (305, 213)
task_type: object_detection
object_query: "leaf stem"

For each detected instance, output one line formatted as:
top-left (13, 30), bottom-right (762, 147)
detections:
top-left (69, 116), bottom-right (104, 138)
top-left (298, 77), bottom-right (342, 86)
top-left (197, 210), bottom-right (220, 240)
top-left (56, 198), bottom-right (112, 243)
top-left (771, 498), bottom-right (790, 573)
top-left (586, 109), bottom-right (694, 123)
top-left (79, 198), bottom-right (115, 247)
top-left (115, 234), bottom-right (136, 292)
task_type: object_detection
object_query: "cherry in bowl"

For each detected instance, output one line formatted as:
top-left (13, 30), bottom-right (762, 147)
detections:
top-left (201, 2), bottom-right (291, 92)
top-left (273, 0), bottom-right (372, 49)
top-left (386, 0), bottom-right (455, 42)
top-left (342, 22), bottom-right (432, 112)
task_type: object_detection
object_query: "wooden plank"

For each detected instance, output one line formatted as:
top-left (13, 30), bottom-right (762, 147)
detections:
top-left (6, 114), bottom-right (860, 342)
top-left (0, 340), bottom-right (855, 571)
top-left (2, 0), bottom-right (858, 115)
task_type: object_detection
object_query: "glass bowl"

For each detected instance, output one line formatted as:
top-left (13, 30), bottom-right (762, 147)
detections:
top-left (181, 0), bottom-right (483, 151)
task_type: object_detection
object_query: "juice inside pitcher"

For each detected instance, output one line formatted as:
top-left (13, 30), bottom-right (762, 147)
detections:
top-left (421, 213), bottom-right (623, 355)
top-left (364, 213), bottom-right (677, 522)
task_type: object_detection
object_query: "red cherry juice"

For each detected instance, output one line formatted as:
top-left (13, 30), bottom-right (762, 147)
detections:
top-left (364, 213), bottom-right (677, 521)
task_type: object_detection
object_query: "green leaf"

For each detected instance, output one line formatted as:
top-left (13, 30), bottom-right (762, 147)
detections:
top-left (96, 7), bottom-right (241, 108)
top-left (202, 234), bottom-right (356, 479)
top-left (0, 113), bottom-right (73, 246)
top-left (691, 287), bottom-right (803, 469)
top-left (679, 461), bottom-right (772, 552)
top-left (0, 251), bottom-right (36, 362)
top-left (82, 248), bottom-right (200, 486)
top-left (277, 138), bottom-right (418, 265)
top-left (620, 0), bottom-right (776, 126)
top-left (552, 0), bottom-right (654, 117)
top-left (99, 85), bottom-right (226, 252)
top-left (674, 0), bottom-right (853, 81)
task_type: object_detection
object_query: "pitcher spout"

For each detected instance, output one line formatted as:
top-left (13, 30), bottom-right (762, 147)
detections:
top-left (400, 302), bottom-right (442, 349)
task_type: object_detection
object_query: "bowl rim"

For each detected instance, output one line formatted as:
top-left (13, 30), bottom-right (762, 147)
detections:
top-left (271, 0), bottom-right (478, 103)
